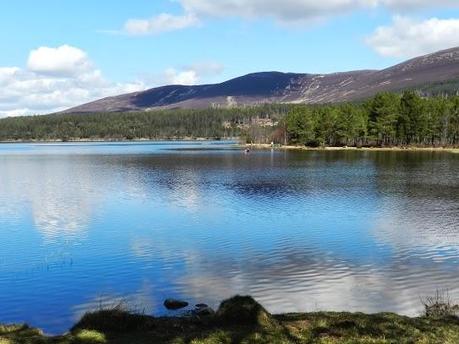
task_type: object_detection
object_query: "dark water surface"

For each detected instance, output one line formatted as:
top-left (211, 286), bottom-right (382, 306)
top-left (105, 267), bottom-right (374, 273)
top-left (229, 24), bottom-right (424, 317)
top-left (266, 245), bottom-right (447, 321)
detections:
top-left (0, 142), bottom-right (458, 333)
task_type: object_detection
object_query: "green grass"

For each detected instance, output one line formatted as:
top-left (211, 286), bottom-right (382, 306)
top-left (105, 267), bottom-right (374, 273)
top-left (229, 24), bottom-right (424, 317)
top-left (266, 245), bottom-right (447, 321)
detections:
top-left (1, 296), bottom-right (459, 343)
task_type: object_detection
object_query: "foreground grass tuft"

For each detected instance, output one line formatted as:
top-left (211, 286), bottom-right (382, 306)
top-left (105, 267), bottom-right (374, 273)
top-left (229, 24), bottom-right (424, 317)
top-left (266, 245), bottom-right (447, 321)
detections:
top-left (1, 296), bottom-right (459, 343)
top-left (74, 330), bottom-right (106, 343)
top-left (72, 309), bottom-right (155, 334)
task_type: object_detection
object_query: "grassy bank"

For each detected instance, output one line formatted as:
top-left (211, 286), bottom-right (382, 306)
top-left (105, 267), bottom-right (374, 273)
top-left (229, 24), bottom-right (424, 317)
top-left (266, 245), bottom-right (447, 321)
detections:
top-left (1, 296), bottom-right (459, 344)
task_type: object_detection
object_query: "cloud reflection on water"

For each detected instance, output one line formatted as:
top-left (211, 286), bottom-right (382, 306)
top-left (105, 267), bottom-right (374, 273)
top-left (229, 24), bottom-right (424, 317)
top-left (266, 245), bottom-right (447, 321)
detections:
top-left (0, 158), bottom-right (96, 239)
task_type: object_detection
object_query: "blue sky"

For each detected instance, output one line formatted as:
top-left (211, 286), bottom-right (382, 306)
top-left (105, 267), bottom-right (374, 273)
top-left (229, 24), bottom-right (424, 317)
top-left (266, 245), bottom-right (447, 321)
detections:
top-left (1, 0), bottom-right (459, 116)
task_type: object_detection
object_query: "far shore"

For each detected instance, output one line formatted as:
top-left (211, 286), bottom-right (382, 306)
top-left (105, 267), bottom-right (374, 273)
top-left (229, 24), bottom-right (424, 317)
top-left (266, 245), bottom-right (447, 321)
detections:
top-left (1, 138), bottom-right (458, 153)
top-left (244, 143), bottom-right (459, 153)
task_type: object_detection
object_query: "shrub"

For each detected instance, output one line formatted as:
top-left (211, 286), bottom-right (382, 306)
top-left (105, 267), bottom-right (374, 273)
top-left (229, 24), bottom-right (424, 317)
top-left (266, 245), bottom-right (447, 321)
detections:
top-left (422, 290), bottom-right (459, 318)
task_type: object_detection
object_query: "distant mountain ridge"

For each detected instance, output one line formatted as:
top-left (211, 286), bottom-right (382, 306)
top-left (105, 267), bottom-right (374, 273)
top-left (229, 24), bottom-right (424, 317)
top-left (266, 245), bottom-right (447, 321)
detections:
top-left (65, 47), bottom-right (459, 113)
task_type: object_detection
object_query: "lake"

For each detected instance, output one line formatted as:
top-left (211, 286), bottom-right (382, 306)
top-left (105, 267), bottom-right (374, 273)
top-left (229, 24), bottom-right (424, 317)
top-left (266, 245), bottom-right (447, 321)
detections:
top-left (0, 141), bottom-right (458, 334)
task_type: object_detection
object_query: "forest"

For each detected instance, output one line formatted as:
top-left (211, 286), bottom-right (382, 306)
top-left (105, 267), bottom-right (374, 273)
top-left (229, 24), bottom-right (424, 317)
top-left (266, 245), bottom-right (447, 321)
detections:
top-left (0, 104), bottom-right (289, 142)
top-left (0, 91), bottom-right (458, 146)
top-left (285, 91), bottom-right (459, 147)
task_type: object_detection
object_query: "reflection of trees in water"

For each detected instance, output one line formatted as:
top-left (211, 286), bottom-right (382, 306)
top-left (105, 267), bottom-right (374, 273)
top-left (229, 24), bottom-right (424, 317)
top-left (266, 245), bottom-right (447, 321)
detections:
top-left (229, 180), bottom-right (296, 198)
top-left (372, 151), bottom-right (459, 199)
top-left (370, 151), bottom-right (459, 250)
top-left (118, 151), bottom-right (383, 200)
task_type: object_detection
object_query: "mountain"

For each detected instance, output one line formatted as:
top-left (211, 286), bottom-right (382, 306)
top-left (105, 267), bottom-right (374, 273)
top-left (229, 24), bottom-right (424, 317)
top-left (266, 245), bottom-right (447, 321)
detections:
top-left (65, 47), bottom-right (459, 113)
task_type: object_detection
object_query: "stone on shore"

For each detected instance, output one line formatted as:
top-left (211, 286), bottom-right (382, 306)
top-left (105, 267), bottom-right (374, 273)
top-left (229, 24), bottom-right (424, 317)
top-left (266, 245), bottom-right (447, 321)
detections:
top-left (194, 305), bottom-right (215, 316)
top-left (164, 299), bottom-right (189, 310)
top-left (216, 295), bottom-right (276, 327)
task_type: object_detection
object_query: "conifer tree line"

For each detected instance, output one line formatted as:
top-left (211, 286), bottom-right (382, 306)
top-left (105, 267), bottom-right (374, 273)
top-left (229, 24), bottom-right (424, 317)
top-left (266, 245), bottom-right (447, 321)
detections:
top-left (0, 104), bottom-right (289, 142)
top-left (0, 91), bottom-right (458, 146)
top-left (285, 91), bottom-right (459, 147)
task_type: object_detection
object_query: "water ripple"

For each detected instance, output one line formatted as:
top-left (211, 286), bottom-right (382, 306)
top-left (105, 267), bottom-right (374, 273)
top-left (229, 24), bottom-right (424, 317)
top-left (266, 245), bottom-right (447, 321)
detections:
top-left (0, 143), bottom-right (458, 333)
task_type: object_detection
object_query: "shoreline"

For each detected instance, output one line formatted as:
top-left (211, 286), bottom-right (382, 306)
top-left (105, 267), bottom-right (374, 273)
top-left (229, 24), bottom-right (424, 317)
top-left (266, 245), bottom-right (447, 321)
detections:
top-left (244, 143), bottom-right (459, 153)
top-left (1, 139), bottom-right (458, 153)
top-left (1, 296), bottom-right (458, 343)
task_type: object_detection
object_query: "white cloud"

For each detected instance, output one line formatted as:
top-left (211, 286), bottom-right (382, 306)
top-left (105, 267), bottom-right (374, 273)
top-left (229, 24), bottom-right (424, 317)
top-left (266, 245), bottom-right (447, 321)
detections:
top-left (114, 0), bottom-right (375, 34)
top-left (114, 1), bottom-right (459, 35)
top-left (0, 45), bottom-right (145, 117)
top-left (181, 0), bottom-right (371, 24)
top-left (142, 61), bottom-right (224, 86)
top-left (180, 0), bottom-right (459, 24)
top-left (0, 45), bottom-right (225, 117)
top-left (187, 61), bottom-right (225, 77)
top-left (164, 68), bottom-right (199, 85)
top-left (367, 16), bottom-right (459, 58)
top-left (123, 13), bottom-right (199, 35)
top-left (380, 0), bottom-right (459, 11)
top-left (27, 45), bottom-right (92, 77)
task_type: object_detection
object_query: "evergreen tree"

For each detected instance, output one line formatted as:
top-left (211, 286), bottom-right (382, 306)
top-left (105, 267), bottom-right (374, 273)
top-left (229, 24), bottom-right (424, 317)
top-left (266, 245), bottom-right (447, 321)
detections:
top-left (368, 93), bottom-right (399, 146)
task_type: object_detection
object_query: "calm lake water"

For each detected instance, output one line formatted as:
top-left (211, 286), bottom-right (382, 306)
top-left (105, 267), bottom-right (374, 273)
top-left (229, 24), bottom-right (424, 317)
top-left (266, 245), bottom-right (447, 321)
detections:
top-left (0, 141), bottom-right (458, 333)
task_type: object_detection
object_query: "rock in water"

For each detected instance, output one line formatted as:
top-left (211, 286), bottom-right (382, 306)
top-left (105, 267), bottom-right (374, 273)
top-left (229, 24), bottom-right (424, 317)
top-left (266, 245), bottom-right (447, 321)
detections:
top-left (164, 299), bottom-right (189, 310)
top-left (195, 306), bottom-right (215, 316)
top-left (195, 303), bottom-right (209, 308)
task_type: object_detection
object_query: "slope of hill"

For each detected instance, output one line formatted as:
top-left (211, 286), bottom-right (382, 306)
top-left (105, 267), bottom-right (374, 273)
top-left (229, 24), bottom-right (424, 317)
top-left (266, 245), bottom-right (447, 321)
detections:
top-left (65, 47), bottom-right (459, 113)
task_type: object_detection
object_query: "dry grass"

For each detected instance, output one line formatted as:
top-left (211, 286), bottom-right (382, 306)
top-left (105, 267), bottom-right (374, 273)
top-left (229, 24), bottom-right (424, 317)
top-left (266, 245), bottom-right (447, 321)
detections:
top-left (422, 290), bottom-right (459, 318)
